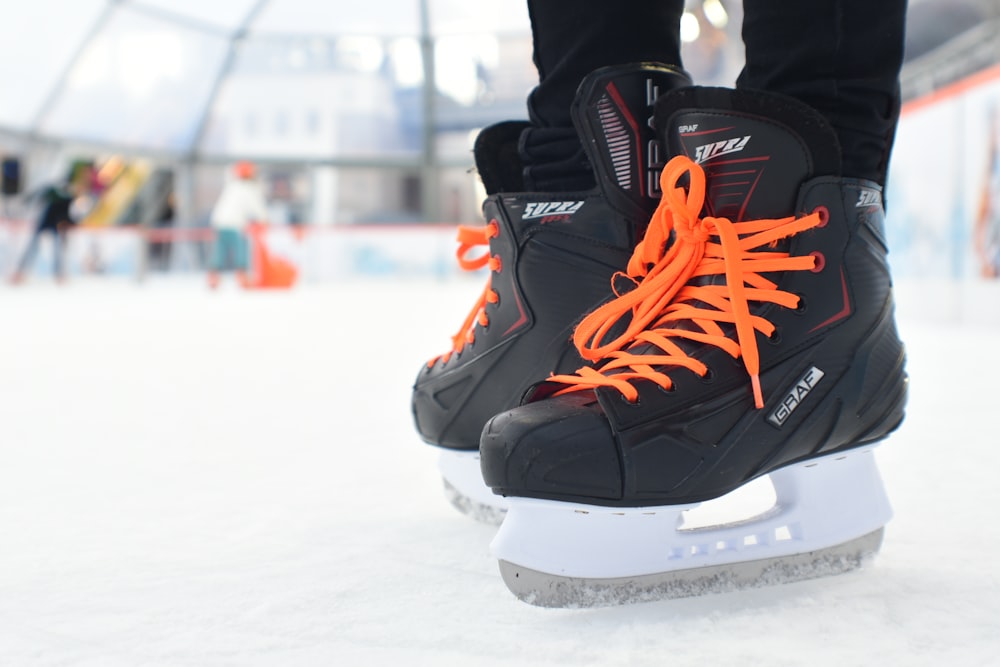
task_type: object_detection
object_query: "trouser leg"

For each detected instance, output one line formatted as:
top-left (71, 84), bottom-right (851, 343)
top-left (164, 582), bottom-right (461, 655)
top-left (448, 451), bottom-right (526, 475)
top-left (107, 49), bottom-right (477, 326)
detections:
top-left (522, 0), bottom-right (685, 191)
top-left (737, 0), bottom-right (908, 184)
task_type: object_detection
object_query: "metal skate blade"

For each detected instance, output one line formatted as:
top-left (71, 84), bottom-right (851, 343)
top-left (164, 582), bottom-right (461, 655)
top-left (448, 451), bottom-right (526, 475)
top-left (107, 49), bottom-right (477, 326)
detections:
top-left (437, 449), bottom-right (507, 525)
top-left (498, 528), bottom-right (884, 608)
top-left (443, 479), bottom-right (506, 526)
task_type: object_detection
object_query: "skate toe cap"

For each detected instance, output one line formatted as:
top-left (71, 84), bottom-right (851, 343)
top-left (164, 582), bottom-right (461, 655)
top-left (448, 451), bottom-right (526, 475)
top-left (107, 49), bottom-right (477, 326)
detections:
top-left (480, 392), bottom-right (622, 501)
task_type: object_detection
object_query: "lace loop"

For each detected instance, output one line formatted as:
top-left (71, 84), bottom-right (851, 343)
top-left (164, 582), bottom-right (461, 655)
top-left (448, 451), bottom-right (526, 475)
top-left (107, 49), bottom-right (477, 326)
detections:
top-left (428, 221), bottom-right (502, 367)
top-left (552, 155), bottom-right (823, 408)
top-left (455, 221), bottom-right (498, 271)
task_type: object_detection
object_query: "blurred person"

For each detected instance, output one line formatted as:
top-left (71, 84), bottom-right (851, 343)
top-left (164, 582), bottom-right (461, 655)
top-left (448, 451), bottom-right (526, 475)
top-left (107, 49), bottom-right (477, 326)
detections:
top-left (148, 191), bottom-right (176, 272)
top-left (208, 161), bottom-right (268, 288)
top-left (9, 166), bottom-right (92, 284)
top-left (412, 0), bottom-right (908, 606)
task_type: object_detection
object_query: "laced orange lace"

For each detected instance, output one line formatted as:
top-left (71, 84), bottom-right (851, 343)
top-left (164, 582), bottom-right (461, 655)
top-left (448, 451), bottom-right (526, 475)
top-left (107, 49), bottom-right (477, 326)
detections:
top-left (427, 220), bottom-right (501, 367)
top-left (550, 155), bottom-right (823, 409)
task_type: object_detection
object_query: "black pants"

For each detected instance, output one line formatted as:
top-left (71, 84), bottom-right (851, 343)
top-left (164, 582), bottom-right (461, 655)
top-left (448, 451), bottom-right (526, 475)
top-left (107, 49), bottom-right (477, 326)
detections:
top-left (16, 225), bottom-right (68, 278)
top-left (526, 0), bottom-right (907, 185)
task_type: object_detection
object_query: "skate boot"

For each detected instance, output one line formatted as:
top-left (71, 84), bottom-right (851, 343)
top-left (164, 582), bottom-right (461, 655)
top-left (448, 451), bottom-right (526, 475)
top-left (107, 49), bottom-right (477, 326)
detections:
top-left (413, 64), bottom-right (691, 523)
top-left (481, 87), bottom-right (908, 605)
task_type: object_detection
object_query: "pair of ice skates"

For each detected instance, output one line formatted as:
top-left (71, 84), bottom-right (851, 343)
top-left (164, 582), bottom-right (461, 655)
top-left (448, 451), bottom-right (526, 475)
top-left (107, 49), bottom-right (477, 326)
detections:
top-left (412, 64), bottom-right (907, 607)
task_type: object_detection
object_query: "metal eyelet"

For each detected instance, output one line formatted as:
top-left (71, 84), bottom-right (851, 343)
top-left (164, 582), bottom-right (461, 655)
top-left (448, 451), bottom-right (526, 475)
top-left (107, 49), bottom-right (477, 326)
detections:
top-left (813, 205), bottom-right (830, 227)
top-left (809, 251), bottom-right (826, 273)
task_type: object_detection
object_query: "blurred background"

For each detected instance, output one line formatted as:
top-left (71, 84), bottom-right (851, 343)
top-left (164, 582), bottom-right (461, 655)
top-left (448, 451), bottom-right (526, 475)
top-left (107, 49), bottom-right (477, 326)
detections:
top-left (0, 0), bottom-right (998, 293)
top-left (2, 4), bottom-right (999, 663)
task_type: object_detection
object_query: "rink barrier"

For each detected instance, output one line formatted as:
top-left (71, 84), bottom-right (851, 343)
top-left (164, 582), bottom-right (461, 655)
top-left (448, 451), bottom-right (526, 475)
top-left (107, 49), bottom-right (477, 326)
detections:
top-left (0, 219), bottom-right (469, 282)
top-left (889, 60), bottom-right (1000, 284)
top-left (2, 218), bottom-right (999, 324)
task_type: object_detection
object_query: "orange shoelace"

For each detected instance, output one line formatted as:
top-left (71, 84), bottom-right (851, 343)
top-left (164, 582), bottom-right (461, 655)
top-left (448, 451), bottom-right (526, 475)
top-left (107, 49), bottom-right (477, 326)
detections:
top-left (550, 155), bottom-right (823, 409)
top-left (427, 220), bottom-right (501, 367)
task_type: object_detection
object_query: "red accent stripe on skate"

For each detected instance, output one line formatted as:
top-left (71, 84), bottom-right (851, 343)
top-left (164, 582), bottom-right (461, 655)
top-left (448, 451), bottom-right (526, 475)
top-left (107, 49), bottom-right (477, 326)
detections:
top-left (702, 156), bottom-right (770, 167)
top-left (808, 268), bottom-right (852, 333)
top-left (737, 168), bottom-right (765, 222)
top-left (680, 126), bottom-right (736, 137)
top-left (503, 289), bottom-right (529, 337)
top-left (605, 81), bottom-right (645, 198)
top-left (710, 169), bottom-right (759, 177)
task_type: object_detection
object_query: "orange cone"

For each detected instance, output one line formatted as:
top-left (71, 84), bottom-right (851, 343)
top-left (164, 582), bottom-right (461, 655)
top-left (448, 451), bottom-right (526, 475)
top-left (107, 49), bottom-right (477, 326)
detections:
top-left (243, 223), bottom-right (298, 290)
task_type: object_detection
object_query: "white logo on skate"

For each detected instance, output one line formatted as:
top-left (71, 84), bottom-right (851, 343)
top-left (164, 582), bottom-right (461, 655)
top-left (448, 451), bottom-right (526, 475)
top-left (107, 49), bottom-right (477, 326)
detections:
top-left (768, 366), bottom-right (825, 427)
top-left (523, 201), bottom-right (585, 220)
top-left (855, 188), bottom-right (882, 208)
top-left (693, 135), bottom-right (751, 164)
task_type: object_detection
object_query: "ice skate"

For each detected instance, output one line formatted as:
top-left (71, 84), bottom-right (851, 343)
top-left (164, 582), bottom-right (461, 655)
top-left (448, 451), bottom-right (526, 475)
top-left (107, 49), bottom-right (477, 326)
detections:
top-left (481, 87), bottom-right (907, 604)
top-left (412, 64), bottom-right (690, 522)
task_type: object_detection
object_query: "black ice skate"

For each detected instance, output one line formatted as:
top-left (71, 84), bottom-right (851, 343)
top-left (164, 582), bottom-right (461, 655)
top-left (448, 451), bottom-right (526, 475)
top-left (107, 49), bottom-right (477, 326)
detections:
top-left (481, 87), bottom-right (908, 605)
top-left (412, 64), bottom-right (690, 523)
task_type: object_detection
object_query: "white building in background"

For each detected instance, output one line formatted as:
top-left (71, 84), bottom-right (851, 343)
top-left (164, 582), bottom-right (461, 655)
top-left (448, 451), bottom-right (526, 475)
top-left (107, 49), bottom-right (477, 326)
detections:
top-left (198, 63), bottom-right (417, 225)
top-left (193, 33), bottom-right (537, 226)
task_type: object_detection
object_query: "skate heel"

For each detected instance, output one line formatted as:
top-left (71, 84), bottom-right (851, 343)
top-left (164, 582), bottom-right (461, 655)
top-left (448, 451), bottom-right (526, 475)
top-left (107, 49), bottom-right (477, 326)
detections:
top-left (491, 448), bottom-right (891, 607)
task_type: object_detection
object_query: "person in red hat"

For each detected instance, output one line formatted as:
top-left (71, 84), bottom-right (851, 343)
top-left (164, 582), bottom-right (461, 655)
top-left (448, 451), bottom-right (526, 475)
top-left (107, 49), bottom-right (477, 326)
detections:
top-left (207, 161), bottom-right (268, 288)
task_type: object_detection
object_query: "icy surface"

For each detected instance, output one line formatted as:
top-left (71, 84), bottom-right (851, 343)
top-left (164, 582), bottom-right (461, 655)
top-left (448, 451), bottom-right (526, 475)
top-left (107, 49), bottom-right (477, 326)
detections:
top-left (1, 277), bottom-right (997, 666)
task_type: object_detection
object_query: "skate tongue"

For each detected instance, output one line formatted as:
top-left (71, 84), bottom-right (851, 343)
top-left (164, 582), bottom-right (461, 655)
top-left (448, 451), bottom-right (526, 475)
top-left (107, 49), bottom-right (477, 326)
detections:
top-left (654, 87), bottom-right (841, 221)
top-left (571, 64), bottom-right (690, 221)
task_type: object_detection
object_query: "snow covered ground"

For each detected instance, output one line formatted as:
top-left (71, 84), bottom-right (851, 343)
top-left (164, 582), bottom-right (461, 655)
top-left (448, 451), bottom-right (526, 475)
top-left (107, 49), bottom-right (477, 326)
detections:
top-left (1, 276), bottom-right (997, 667)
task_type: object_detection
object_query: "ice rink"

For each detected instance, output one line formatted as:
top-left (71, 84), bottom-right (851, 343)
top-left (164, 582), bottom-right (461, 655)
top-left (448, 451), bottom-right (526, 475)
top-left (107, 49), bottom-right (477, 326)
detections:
top-left (1, 276), bottom-right (998, 666)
